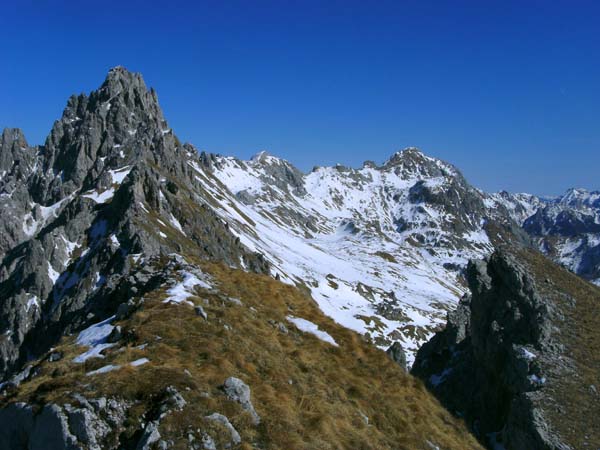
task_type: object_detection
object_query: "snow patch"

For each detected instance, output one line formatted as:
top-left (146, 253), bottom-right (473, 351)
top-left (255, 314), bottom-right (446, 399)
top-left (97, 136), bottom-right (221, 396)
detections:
top-left (86, 358), bottom-right (150, 376)
top-left (168, 213), bottom-right (185, 234)
top-left (25, 294), bottom-right (39, 312)
top-left (528, 374), bottom-right (546, 385)
top-left (519, 347), bottom-right (537, 361)
top-left (94, 272), bottom-right (106, 290)
top-left (130, 358), bottom-right (150, 367)
top-left (109, 234), bottom-right (120, 248)
top-left (108, 166), bottom-right (131, 185)
top-left (47, 262), bottom-right (60, 284)
top-left (163, 271), bottom-right (211, 306)
top-left (82, 188), bottom-right (115, 204)
top-left (86, 365), bottom-right (120, 376)
top-left (73, 316), bottom-right (116, 363)
top-left (286, 316), bottom-right (339, 347)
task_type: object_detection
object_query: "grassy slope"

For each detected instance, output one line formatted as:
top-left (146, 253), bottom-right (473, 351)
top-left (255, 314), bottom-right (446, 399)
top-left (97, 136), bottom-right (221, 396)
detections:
top-left (1, 258), bottom-right (482, 450)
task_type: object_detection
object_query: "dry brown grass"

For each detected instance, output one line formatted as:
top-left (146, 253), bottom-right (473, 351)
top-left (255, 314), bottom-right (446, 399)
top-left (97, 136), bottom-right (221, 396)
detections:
top-left (374, 251), bottom-right (398, 264)
top-left (2, 259), bottom-right (482, 449)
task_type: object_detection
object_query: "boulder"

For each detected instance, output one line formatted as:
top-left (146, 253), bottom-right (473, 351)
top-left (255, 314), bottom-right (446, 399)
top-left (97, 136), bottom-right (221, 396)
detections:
top-left (222, 377), bottom-right (261, 425)
top-left (205, 413), bottom-right (241, 447)
top-left (385, 342), bottom-right (407, 371)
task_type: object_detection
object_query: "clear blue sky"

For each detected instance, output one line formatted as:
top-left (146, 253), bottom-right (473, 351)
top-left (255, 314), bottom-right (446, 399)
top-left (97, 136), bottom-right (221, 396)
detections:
top-left (1, 0), bottom-right (599, 195)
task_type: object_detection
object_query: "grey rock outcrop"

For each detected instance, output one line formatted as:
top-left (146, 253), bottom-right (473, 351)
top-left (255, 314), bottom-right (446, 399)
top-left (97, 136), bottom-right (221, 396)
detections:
top-left (195, 305), bottom-right (208, 320)
top-left (412, 249), bottom-right (576, 449)
top-left (136, 421), bottom-right (161, 450)
top-left (385, 341), bottom-right (407, 371)
top-left (205, 413), bottom-right (241, 447)
top-left (222, 376), bottom-right (261, 425)
top-left (161, 386), bottom-right (187, 413)
top-left (0, 397), bottom-right (129, 450)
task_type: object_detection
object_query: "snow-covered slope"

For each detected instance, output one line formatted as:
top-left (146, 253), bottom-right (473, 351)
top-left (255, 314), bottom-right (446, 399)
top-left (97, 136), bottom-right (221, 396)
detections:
top-left (199, 151), bottom-right (600, 360)
top-left (198, 149), bottom-right (500, 362)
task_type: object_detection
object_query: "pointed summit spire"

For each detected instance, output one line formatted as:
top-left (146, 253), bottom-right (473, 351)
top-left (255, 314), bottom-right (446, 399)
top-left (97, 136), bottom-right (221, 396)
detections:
top-left (94, 66), bottom-right (161, 116)
top-left (250, 150), bottom-right (273, 163)
top-left (32, 67), bottom-right (172, 203)
top-left (102, 66), bottom-right (146, 95)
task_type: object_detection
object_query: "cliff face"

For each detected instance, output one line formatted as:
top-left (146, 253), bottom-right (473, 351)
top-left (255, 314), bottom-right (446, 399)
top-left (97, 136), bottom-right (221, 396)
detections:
top-left (412, 247), bottom-right (600, 449)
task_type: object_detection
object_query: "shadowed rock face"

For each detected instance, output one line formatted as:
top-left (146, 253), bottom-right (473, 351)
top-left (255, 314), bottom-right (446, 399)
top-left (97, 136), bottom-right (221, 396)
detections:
top-left (412, 247), bottom-right (600, 449)
top-left (0, 67), bottom-right (268, 380)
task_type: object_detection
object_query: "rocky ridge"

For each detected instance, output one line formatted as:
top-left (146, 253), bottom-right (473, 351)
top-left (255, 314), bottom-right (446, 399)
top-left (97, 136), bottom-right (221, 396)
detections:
top-left (412, 242), bottom-right (600, 449)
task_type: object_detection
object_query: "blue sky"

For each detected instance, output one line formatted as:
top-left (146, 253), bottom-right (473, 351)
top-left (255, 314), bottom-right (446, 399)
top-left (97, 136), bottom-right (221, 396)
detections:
top-left (1, 0), bottom-right (598, 195)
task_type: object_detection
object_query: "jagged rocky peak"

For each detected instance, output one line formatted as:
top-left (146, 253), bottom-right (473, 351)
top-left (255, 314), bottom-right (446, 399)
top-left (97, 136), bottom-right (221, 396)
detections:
top-left (246, 150), bottom-right (306, 196)
top-left (250, 150), bottom-right (301, 172)
top-left (249, 149), bottom-right (275, 163)
top-left (34, 66), bottom-right (174, 204)
top-left (0, 67), bottom-right (269, 381)
top-left (56, 65), bottom-right (165, 134)
top-left (1, 127), bottom-right (29, 153)
top-left (385, 146), bottom-right (424, 163)
top-left (101, 66), bottom-right (149, 97)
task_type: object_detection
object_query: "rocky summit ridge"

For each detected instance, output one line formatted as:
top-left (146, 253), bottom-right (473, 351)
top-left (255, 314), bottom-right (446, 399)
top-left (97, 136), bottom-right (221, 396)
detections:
top-left (0, 67), bottom-right (599, 449)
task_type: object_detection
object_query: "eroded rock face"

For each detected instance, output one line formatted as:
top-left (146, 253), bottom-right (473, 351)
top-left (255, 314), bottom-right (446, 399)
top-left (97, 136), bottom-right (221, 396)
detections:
top-left (412, 249), bottom-right (573, 450)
